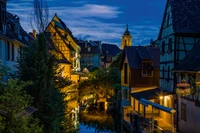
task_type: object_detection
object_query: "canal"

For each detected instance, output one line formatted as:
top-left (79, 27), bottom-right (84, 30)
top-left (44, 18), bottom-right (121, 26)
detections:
top-left (78, 111), bottom-right (116, 133)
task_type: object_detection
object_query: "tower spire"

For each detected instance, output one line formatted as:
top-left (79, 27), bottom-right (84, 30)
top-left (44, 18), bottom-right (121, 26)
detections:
top-left (126, 24), bottom-right (128, 31)
top-left (121, 24), bottom-right (132, 49)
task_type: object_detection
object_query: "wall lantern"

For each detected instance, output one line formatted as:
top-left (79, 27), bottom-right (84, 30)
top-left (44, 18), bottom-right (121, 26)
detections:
top-left (176, 79), bottom-right (191, 97)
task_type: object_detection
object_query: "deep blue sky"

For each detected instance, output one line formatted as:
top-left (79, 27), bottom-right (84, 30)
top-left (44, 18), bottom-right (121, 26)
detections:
top-left (7, 0), bottom-right (166, 47)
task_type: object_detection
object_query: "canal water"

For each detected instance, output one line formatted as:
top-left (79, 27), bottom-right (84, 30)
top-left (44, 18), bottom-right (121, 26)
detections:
top-left (78, 111), bottom-right (117, 133)
top-left (79, 124), bottom-right (112, 133)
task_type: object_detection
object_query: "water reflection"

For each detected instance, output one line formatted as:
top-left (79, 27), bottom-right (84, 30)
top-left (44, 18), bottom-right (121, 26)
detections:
top-left (79, 112), bottom-right (115, 133)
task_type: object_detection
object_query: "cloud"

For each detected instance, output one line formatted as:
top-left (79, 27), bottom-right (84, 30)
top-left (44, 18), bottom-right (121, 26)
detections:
top-left (7, 1), bottom-right (160, 46)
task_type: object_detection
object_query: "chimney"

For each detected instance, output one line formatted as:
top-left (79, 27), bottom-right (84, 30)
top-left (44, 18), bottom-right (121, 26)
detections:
top-left (33, 29), bottom-right (36, 38)
top-left (13, 15), bottom-right (20, 38)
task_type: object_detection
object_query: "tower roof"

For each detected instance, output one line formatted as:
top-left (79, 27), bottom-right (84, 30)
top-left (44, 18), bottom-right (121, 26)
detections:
top-left (123, 24), bottom-right (130, 36)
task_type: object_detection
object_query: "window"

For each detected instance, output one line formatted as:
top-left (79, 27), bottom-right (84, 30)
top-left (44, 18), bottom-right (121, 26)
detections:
top-left (181, 73), bottom-right (185, 80)
top-left (168, 38), bottom-right (172, 52)
top-left (6, 42), bottom-right (10, 60)
top-left (162, 66), bottom-right (165, 78)
top-left (123, 89), bottom-right (129, 100)
top-left (88, 47), bottom-right (91, 52)
top-left (11, 43), bottom-right (14, 61)
top-left (181, 103), bottom-right (186, 121)
top-left (124, 63), bottom-right (128, 84)
top-left (162, 41), bottom-right (165, 53)
top-left (107, 56), bottom-right (112, 62)
top-left (167, 66), bottom-right (170, 80)
top-left (123, 89), bottom-right (127, 99)
top-left (142, 62), bottom-right (153, 77)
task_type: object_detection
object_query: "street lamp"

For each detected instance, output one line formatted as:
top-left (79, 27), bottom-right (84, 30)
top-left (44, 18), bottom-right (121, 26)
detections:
top-left (176, 79), bottom-right (191, 97)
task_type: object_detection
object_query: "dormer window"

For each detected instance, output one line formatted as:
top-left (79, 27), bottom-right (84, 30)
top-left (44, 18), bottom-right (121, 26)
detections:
top-left (142, 61), bottom-right (153, 77)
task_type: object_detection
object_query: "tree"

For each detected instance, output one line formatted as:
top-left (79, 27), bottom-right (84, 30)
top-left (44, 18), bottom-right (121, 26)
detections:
top-left (0, 79), bottom-right (42, 133)
top-left (109, 52), bottom-right (123, 68)
top-left (0, 60), bottom-right (42, 133)
top-left (78, 67), bottom-right (120, 105)
top-left (30, 0), bottom-right (49, 32)
top-left (17, 33), bottom-right (72, 133)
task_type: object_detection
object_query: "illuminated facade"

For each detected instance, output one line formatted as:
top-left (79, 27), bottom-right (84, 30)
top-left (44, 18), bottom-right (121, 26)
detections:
top-left (120, 46), bottom-right (177, 132)
top-left (45, 13), bottom-right (81, 83)
top-left (45, 14), bottom-right (81, 128)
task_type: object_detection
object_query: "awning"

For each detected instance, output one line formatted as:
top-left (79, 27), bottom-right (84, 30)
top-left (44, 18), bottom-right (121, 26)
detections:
top-left (140, 98), bottom-right (176, 114)
top-left (130, 88), bottom-right (174, 100)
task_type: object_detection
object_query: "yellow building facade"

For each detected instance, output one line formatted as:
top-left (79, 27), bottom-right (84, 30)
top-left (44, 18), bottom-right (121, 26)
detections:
top-left (45, 14), bottom-right (81, 113)
top-left (45, 13), bottom-right (81, 83)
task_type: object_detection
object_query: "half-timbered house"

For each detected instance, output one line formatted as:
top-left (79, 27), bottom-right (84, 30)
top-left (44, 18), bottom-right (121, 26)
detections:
top-left (172, 42), bottom-right (200, 133)
top-left (157, 0), bottom-right (200, 131)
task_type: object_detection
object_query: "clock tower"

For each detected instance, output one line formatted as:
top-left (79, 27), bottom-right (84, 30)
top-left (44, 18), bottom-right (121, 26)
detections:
top-left (121, 24), bottom-right (132, 49)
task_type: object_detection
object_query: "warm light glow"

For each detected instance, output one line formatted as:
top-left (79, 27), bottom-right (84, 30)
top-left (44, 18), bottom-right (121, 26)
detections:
top-left (159, 96), bottom-right (164, 99)
top-left (164, 96), bottom-right (170, 101)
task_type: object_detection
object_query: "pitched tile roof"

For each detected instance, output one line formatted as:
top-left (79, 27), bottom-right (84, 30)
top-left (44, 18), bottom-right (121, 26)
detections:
top-left (172, 41), bottom-right (200, 72)
top-left (122, 46), bottom-right (160, 69)
top-left (4, 12), bottom-right (31, 46)
top-left (101, 43), bottom-right (121, 57)
top-left (79, 42), bottom-right (100, 54)
top-left (158, 0), bottom-right (200, 38)
top-left (170, 0), bottom-right (200, 34)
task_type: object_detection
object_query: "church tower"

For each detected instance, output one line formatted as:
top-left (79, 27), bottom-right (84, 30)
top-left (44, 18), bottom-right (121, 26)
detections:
top-left (121, 24), bottom-right (132, 49)
top-left (0, 0), bottom-right (7, 34)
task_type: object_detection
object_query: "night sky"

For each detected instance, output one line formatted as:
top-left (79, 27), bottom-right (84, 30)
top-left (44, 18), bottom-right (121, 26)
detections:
top-left (7, 0), bottom-right (166, 47)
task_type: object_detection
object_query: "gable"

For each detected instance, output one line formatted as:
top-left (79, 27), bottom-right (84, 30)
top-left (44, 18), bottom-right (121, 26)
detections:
top-left (158, 0), bottom-right (173, 39)
top-left (158, 0), bottom-right (200, 40)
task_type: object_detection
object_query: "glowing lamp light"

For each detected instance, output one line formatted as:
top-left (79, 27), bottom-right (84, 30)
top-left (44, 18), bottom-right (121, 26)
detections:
top-left (159, 96), bottom-right (164, 99)
top-left (176, 79), bottom-right (191, 96)
top-left (196, 82), bottom-right (200, 86)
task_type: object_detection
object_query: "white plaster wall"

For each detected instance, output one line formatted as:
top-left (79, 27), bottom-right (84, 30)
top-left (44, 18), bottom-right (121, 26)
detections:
top-left (1, 40), bottom-right (19, 74)
top-left (179, 99), bottom-right (200, 133)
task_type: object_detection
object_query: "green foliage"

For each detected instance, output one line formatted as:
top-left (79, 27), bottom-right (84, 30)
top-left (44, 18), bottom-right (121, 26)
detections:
top-left (0, 79), bottom-right (42, 133)
top-left (78, 67), bottom-right (121, 100)
top-left (17, 33), bottom-right (72, 133)
top-left (0, 58), bottom-right (10, 82)
top-left (109, 52), bottom-right (122, 68)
